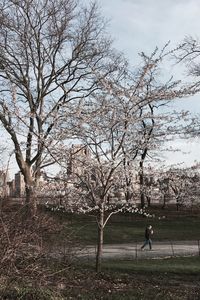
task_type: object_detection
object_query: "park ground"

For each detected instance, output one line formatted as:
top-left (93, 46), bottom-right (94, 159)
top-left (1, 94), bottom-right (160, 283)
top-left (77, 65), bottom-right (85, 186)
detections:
top-left (1, 203), bottom-right (200, 299)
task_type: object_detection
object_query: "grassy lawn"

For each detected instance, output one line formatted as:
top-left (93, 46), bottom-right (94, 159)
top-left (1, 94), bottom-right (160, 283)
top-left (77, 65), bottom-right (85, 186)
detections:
top-left (101, 256), bottom-right (200, 274)
top-left (2, 256), bottom-right (199, 300)
top-left (1, 204), bottom-right (200, 299)
top-left (53, 256), bottom-right (200, 300)
top-left (72, 256), bottom-right (200, 299)
top-left (47, 209), bottom-right (200, 299)
top-left (48, 207), bottom-right (200, 245)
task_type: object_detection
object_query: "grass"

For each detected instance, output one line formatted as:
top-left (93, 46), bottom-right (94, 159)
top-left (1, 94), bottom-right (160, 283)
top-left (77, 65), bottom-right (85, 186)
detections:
top-left (47, 207), bottom-right (200, 245)
top-left (71, 256), bottom-right (200, 300)
top-left (101, 256), bottom-right (200, 274)
top-left (42, 207), bottom-right (200, 299)
top-left (2, 204), bottom-right (200, 300)
top-left (2, 256), bottom-right (200, 300)
top-left (103, 215), bottom-right (200, 242)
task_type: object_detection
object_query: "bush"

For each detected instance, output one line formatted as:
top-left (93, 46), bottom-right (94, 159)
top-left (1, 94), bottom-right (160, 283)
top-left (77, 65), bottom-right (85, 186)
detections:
top-left (0, 201), bottom-right (77, 289)
top-left (0, 286), bottom-right (55, 300)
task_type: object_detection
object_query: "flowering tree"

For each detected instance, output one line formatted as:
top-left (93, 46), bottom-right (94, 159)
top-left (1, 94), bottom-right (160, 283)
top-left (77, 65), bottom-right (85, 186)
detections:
top-left (168, 165), bottom-right (200, 210)
top-left (43, 45), bottom-right (200, 272)
top-left (47, 155), bottom-right (146, 272)
top-left (168, 170), bottom-right (189, 210)
top-left (152, 164), bottom-right (200, 210)
top-left (127, 47), bottom-right (198, 209)
top-left (57, 93), bottom-right (143, 272)
top-left (174, 36), bottom-right (200, 78)
top-left (173, 36), bottom-right (200, 135)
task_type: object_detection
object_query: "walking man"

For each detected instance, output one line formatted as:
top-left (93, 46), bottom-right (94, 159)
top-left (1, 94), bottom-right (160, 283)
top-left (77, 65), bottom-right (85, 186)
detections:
top-left (141, 225), bottom-right (154, 250)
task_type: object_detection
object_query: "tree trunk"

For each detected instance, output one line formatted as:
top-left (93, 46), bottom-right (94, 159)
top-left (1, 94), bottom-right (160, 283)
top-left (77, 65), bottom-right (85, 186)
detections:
top-left (162, 194), bottom-right (166, 209)
top-left (139, 160), bottom-right (145, 208)
top-left (146, 195), bottom-right (151, 207)
top-left (140, 191), bottom-right (145, 209)
top-left (176, 197), bottom-right (180, 211)
top-left (25, 185), bottom-right (37, 217)
top-left (139, 176), bottom-right (145, 208)
top-left (23, 167), bottom-right (37, 218)
top-left (96, 211), bottom-right (104, 273)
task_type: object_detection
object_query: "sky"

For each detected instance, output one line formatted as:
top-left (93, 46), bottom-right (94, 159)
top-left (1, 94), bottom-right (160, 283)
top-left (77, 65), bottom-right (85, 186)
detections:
top-left (98, 0), bottom-right (200, 61)
top-left (97, 0), bottom-right (200, 168)
top-left (4, 0), bottom-right (200, 177)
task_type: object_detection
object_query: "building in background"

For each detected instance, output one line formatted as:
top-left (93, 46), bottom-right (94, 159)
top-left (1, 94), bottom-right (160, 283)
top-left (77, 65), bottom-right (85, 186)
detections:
top-left (0, 170), bottom-right (9, 197)
top-left (14, 171), bottom-right (25, 197)
top-left (67, 144), bottom-right (91, 177)
top-left (7, 180), bottom-right (15, 197)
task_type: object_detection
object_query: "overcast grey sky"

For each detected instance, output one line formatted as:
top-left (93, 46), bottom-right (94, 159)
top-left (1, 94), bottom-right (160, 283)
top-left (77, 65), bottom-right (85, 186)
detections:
top-left (6, 0), bottom-right (200, 176)
top-left (98, 0), bottom-right (200, 61)
top-left (98, 0), bottom-right (200, 168)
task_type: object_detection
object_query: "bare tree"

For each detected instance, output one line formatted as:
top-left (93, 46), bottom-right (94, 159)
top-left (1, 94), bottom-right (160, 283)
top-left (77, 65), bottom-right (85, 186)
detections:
top-left (0, 0), bottom-right (121, 216)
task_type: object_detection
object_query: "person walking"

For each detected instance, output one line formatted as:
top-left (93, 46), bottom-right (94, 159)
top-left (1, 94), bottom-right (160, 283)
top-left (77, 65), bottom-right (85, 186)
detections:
top-left (141, 225), bottom-right (154, 250)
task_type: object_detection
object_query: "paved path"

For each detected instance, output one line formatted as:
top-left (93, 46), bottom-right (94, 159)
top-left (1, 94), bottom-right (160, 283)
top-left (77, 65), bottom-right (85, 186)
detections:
top-left (77, 241), bottom-right (200, 260)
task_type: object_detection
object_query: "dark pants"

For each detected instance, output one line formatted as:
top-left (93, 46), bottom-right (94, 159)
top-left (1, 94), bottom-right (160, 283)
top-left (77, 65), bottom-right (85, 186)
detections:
top-left (141, 238), bottom-right (152, 250)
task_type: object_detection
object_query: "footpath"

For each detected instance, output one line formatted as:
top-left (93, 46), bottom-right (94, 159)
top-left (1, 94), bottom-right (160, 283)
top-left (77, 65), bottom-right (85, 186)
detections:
top-left (77, 241), bottom-right (200, 260)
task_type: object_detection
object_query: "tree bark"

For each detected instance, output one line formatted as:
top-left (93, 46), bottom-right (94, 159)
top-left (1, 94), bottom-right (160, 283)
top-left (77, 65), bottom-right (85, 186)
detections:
top-left (139, 161), bottom-right (145, 208)
top-left (25, 184), bottom-right (37, 218)
top-left (96, 210), bottom-right (104, 273)
top-left (23, 166), bottom-right (37, 218)
top-left (162, 194), bottom-right (167, 209)
top-left (146, 195), bottom-right (151, 207)
top-left (176, 197), bottom-right (180, 211)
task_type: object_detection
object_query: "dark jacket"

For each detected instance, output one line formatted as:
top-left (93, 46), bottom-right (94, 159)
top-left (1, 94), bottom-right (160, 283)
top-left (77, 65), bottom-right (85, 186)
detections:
top-left (145, 227), bottom-right (153, 239)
